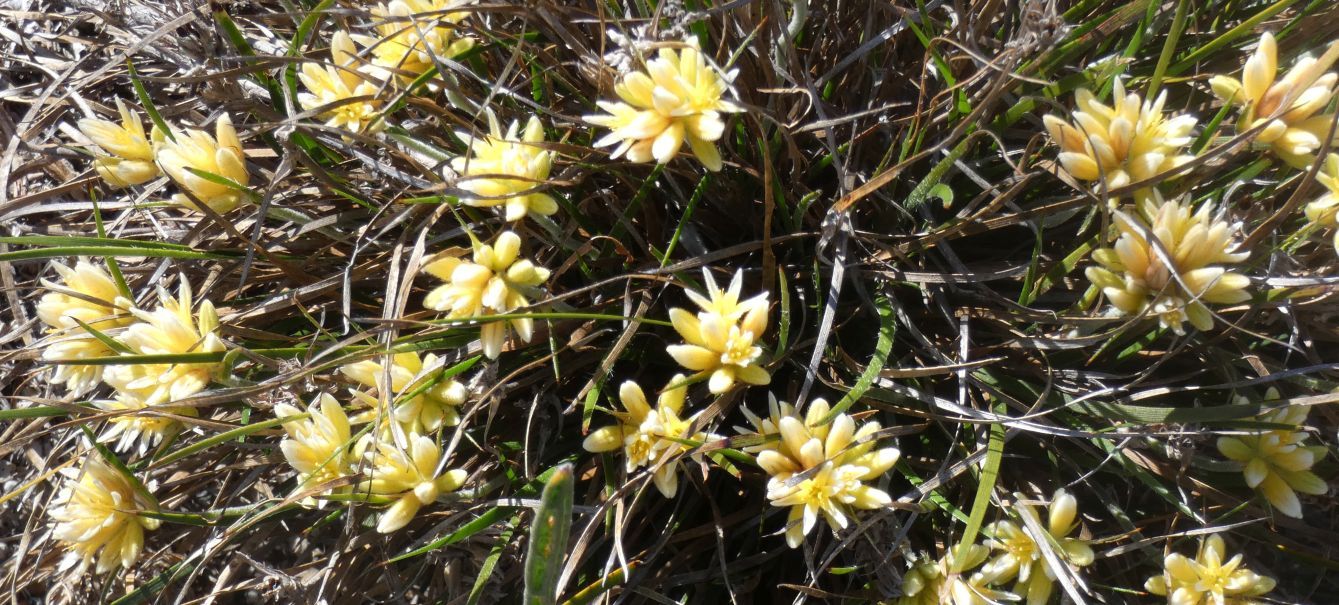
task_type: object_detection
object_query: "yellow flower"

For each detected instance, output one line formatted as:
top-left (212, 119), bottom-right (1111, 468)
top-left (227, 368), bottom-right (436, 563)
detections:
top-left (92, 392), bottom-right (196, 453)
top-left (76, 99), bottom-right (160, 188)
top-left (1043, 79), bottom-right (1197, 193)
top-left (583, 375), bottom-right (700, 498)
top-left (154, 113), bottom-right (249, 213)
top-left (1085, 195), bottom-right (1251, 334)
top-left (897, 545), bottom-right (1015, 605)
top-left (104, 278), bottom-right (226, 406)
top-left (339, 351), bottom-right (468, 430)
top-left (743, 398), bottom-right (899, 548)
top-left (978, 489), bottom-right (1096, 605)
top-left (36, 260), bottom-right (133, 395)
top-left (451, 112), bottom-right (557, 221)
top-left (276, 393), bottom-right (355, 505)
top-left (357, 428), bottom-right (468, 533)
top-left (1210, 32), bottom-right (1339, 168)
top-left (1304, 153), bottom-right (1339, 252)
top-left (1145, 534), bottom-right (1276, 605)
top-left (666, 269), bottom-right (770, 394)
top-left (585, 41), bottom-right (742, 171)
top-left (422, 231), bottom-right (551, 359)
top-left (1216, 389), bottom-right (1327, 518)
top-left (298, 31), bottom-right (384, 134)
top-left (353, 0), bottom-right (475, 85)
top-left (49, 455), bottom-right (160, 574)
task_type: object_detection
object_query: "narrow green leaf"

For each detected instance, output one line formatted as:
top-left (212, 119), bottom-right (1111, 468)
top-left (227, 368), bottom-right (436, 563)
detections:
top-left (819, 296), bottom-right (895, 424)
top-left (69, 317), bottom-right (134, 354)
top-left (127, 59), bottom-right (174, 143)
top-left (952, 420), bottom-right (1004, 572)
top-left (148, 415), bottom-right (304, 469)
top-left (524, 463), bottom-right (574, 605)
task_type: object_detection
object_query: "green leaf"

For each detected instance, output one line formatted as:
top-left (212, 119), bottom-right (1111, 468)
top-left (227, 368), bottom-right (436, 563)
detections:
top-left (0, 246), bottom-right (235, 262)
top-left (819, 296), bottom-right (895, 424)
top-left (905, 134), bottom-right (970, 211)
top-left (146, 415), bottom-right (305, 469)
top-left (0, 405), bottom-right (89, 421)
top-left (468, 514), bottom-right (522, 605)
top-left (69, 317), bottom-right (134, 354)
top-left (952, 419), bottom-right (1004, 572)
top-left (524, 463), bottom-right (574, 605)
top-left (127, 59), bottom-right (174, 143)
top-left (562, 563), bottom-right (637, 605)
top-left (0, 236), bottom-right (200, 250)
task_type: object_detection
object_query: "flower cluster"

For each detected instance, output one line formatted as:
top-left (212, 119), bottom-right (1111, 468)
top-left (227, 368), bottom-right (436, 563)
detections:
top-left (451, 112), bottom-right (558, 221)
top-left (667, 269), bottom-right (771, 394)
top-left (356, 427), bottom-right (469, 533)
top-left (340, 351), bottom-right (469, 431)
top-left (1216, 389), bottom-right (1327, 518)
top-left (586, 42), bottom-right (742, 171)
top-left (274, 393), bottom-right (355, 504)
top-left (1210, 33), bottom-right (1339, 168)
top-left (1145, 534), bottom-right (1276, 605)
top-left (298, 31), bottom-right (385, 135)
top-left (979, 489), bottom-right (1096, 604)
top-left (582, 270), bottom-right (775, 503)
top-left (1043, 79), bottom-right (1197, 195)
top-left (582, 376), bottom-right (700, 498)
top-left (37, 271), bottom-right (225, 452)
top-left (897, 545), bottom-right (1015, 605)
top-left (352, 0), bottom-right (476, 86)
top-left (77, 106), bottom-right (250, 213)
top-left (75, 99), bottom-right (160, 188)
top-left (422, 231), bottom-right (551, 359)
top-left (1085, 194), bottom-right (1251, 334)
top-left (153, 113), bottom-right (250, 213)
top-left (739, 397), bottom-right (898, 548)
top-left (49, 455), bottom-right (160, 574)
top-left (274, 392), bottom-right (469, 532)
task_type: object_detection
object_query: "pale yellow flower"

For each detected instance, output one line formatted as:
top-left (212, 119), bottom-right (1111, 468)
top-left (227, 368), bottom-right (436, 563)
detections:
top-left (585, 41), bottom-right (742, 171)
top-left (92, 392), bottom-right (196, 453)
top-left (104, 278), bottom-right (226, 406)
top-left (422, 231), bottom-right (550, 359)
top-left (49, 455), bottom-right (160, 574)
top-left (897, 545), bottom-right (1015, 605)
top-left (154, 113), bottom-right (249, 213)
top-left (76, 99), bottom-right (160, 188)
top-left (742, 398), bottom-right (899, 548)
top-left (583, 375), bottom-right (701, 498)
top-left (1303, 153), bottom-right (1339, 252)
top-left (978, 489), bottom-right (1096, 605)
top-left (666, 269), bottom-right (770, 394)
top-left (1043, 79), bottom-right (1197, 193)
top-left (299, 31), bottom-right (385, 134)
top-left (353, 0), bottom-right (475, 85)
top-left (339, 351), bottom-right (468, 430)
top-left (451, 112), bottom-right (557, 221)
top-left (1216, 389), bottom-right (1327, 519)
top-left (1085, 195), bottom-right (1251, 334)
top-left (276, 393), bottom-right (355, 505)
top-left (357, 428), bottom-right (468, 533)
top-left (36, 260), bottom-right (133, 395)
top-left (1145, 534), bottom-right (1276, 605)
top-left (1210, 32), bottom-right (1339, 168)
